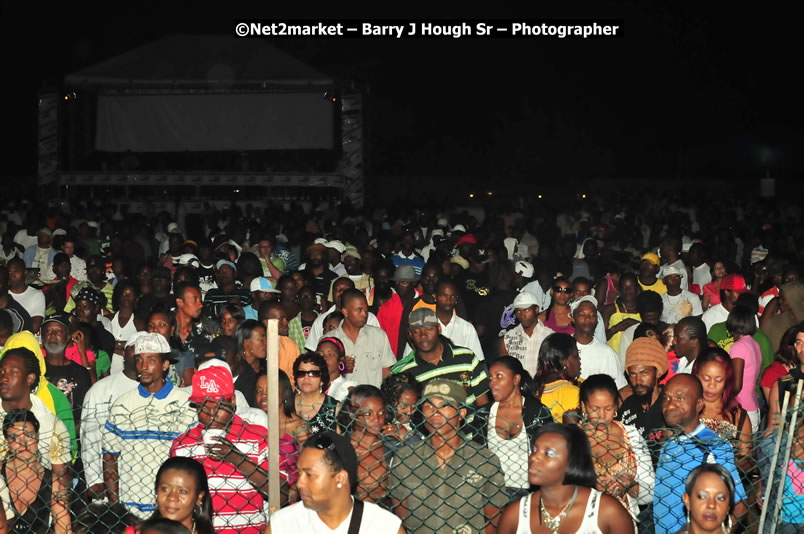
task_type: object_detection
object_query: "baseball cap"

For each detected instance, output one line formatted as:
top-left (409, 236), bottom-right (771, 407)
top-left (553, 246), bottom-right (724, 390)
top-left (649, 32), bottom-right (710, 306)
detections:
top-left (408, 308), bottom-right (439, 331)
top-left (421, 378), bottom-right (467, 407)
top-left (514, 261), bottom-right (534, 278)
top-left (134, 332), bottom-right (171, 355)
top-left (451, 224), bottom-right (467, 234)
top-left (125, 331), bottom-right (149, 349)
top-left (512, 292), bottom-right (540, 310)
top-left (641, 252), bottom-right (660, 266)
top-left (166, 222), bottom-right (181, 234)
top-left (391, 265), bottom-right (419, 283)
top-left (215, 259), bottom-right (237, 272)
top-left (37, 227), bottom-right (53, 237)
top-left (250, 277), bottom-right (281, 293)
top-left (570, 295), bottom-right (598, 314)
top-left (721, 274), bottom-right (749, 294)
top-left (342, 248), bottom-right (361, 261)
top-left (325, 240), bottom-right (346, 254)
top-left (662, 265), bottom-right (684, 278)
top-left (41, 313), bottom-right (72, 334)
top-left (455, 234), bottom-right (478, 246)
top-left (189, 365), bottom-right (235, 403)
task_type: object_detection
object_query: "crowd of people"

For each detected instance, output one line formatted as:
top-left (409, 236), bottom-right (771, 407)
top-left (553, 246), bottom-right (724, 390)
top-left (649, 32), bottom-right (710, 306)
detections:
top-left (0, 194), bottom-right (801, 533)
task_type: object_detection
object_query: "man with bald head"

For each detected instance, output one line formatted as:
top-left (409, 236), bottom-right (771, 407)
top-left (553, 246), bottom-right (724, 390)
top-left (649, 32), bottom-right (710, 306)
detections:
top-left (305, 277), bottom-right (380, 350)
top-left (653, 373), bottom-right (747, 534)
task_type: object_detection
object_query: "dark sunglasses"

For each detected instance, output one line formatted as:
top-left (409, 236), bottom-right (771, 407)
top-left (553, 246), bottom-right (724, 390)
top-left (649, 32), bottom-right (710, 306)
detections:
top-left (552, 286), bottom-right (571, 294)
top-left (294, 370), bottom-right (322, 379)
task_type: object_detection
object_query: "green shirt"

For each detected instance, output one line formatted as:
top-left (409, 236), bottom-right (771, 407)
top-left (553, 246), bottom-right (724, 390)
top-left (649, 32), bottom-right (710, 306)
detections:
top-left (391, 336), bottom-right (489, 407)
top-left (388, 437), bottom-right (508, 534)
top-left (708, 321), bottom-right (775, 372)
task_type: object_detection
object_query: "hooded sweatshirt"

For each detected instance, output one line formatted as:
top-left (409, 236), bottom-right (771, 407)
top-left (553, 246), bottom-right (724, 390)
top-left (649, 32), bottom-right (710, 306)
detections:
top-left (0, 331), bottom-right (77, 458)
top-left (763, 281), bottom-right (804, 353)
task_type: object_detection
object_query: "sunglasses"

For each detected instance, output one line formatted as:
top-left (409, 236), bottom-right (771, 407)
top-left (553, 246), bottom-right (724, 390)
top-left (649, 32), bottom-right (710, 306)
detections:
top-left (552, 286), bottom-right (571, 294)
top-left (294, 370), bottom-right (322, 379)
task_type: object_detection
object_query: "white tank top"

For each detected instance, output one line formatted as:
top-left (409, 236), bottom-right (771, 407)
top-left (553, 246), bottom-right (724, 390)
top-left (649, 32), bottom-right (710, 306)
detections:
top-left (488, 401), bottom-right (530, 489)
top-left (516, 488), bottom-right (604, 534)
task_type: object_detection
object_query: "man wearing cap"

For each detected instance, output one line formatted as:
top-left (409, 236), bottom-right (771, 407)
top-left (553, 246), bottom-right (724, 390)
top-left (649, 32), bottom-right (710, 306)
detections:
top-left (378, 265), bottom-right (421, 359)
top-left (171, 363), bottom-right (270, 533)
top-left (268, 431), bottom-right (404, 533)
top-left (342, 246), bottom-right (373, 295)
top-left (245, 277), bottom-right (280, 320)
top-left (255, 234), bottom-right (285, 283)
top-left (659, 235), bottom-right (689, 291)
top-left (618, 337), bottom-right (669, 465)
top-left (103, 332), bottom-right (195, 518)
top-left (499, 292), bottom-right (554, 376)
top-left (201, 259), bottom-right (251, 322)
top-left (324, 240), bottom-right (348, 276)
top-left (42, 313), bottom-right (94, 425)
top-left (303, 241), bottom-right (339, 302)
top-left (701, 273), bottom-right (749, 333)
top-left (330, 289), bottom-right (396, 388)
top-left (6, 258), bottom-right (45, 333)
top-left (388, 378), bottom-right (507, 534)
top-left (572, 295), bottom-right (627, 388)
top-left (81, 330), bottom-right (144, 500)
top-left (638, 252), bottom-right (667, 296)
top-left (23, 227), bottom-right (57, 280)
top-left (392, 231), bottom-right (425, 277)
top-left (660, 264), bottom-right (702, 324)
top-left (392, 308), bottom-right (490, 408)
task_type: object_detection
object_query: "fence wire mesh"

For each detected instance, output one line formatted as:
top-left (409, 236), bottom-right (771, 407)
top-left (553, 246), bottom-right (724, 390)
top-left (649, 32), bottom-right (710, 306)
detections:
top-left (3, 387), bottom-right (804, 532)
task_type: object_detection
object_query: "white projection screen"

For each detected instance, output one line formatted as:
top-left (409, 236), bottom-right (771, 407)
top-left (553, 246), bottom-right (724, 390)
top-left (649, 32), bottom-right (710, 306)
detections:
top-left (95, 93), bottom-right (334, 152)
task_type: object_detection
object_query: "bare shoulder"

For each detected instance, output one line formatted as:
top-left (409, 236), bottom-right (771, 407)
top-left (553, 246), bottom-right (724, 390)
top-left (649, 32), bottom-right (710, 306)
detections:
top-left (497, 494), bottom-right (525, 534)
top-left (598, 492), bottom-right (634, 533)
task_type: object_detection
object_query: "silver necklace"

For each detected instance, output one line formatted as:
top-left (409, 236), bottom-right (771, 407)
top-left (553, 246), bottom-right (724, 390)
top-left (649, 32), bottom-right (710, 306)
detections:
top-left (539, 485), bottom-right (578, 533)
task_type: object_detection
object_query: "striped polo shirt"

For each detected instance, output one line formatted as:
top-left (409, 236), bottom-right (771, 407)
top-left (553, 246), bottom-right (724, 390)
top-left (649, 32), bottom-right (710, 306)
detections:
top-left (390, 336), bottom-right (489, 407)
top-left (170, 416), bottom-right (269, 534)
top-left (102, 380), bottom-right (194, 518)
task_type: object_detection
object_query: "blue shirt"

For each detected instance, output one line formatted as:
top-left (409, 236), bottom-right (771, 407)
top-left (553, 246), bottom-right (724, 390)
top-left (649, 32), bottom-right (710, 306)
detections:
top-left (392, 252), bottom-right (425, 276)
top-left (653, 423), bottom-right (747, 534)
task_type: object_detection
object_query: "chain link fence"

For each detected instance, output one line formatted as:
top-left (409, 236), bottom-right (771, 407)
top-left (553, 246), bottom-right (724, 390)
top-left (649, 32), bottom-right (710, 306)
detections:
top-left (2, 389), bottom-right (804, 532)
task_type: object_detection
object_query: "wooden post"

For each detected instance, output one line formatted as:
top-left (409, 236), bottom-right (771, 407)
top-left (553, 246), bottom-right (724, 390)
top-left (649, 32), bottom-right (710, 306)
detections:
top-left (266, 318), bottom-right (281, 515)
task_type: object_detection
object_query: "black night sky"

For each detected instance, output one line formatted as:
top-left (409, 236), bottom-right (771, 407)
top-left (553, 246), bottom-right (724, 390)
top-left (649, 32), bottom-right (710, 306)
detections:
top-left (2, 4), bottom-right (801, 188)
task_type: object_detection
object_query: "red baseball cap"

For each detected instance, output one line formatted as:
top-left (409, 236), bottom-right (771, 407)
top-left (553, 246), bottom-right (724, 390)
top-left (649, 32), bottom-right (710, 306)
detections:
top-left (455, 234), bottom-right (478, 246)
top-left (189, 366), bottom-right (235, 403)
top-left (720, 274), bottom-right (749, 294)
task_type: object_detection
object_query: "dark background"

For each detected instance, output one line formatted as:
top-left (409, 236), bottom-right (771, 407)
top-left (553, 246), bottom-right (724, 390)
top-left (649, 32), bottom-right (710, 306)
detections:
top-left (1, 4), bottom-right (801, 190)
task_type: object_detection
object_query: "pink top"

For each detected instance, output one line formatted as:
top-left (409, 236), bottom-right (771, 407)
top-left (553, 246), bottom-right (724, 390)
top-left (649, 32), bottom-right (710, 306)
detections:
top-left (730, 335), bottom-right (762, 412)
top-left (603, 274), bottom-right (618, 306)
top-left (279, 432), bottom-right (299, 485)
top-left (543, 307), bottom-right (574, 335)
top-left (703, 281), bottom-right (721, 306)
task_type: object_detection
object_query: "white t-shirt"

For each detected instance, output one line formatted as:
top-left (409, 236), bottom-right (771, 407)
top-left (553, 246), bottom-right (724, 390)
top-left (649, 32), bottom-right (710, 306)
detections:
top-left (660, 290), bottom-right (703, 324)
top-left (692, 263), bottom-right (712, 292)
top-left (11, 286), bottom-right (46, 320)
top-left (577, 337), bottom-right (627, 389)
top-left (268, 499), bottom-right (401, 534)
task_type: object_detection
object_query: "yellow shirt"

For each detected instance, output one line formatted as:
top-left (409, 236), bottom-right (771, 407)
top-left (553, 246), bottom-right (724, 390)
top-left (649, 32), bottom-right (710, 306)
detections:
top-left (541, 380), bottom-right (580, 423)
top-left (607, 301), bottom-right (642, 354)
top-left (638, 278), bottom-right (667, 296)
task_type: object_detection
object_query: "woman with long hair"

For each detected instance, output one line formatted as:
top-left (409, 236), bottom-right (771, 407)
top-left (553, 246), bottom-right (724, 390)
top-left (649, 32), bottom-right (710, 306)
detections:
top-left (292, 352), bottom-right (338, 436)
top-left (533, 333), bottom-right (582, 423)
top-left (473, 356), bottom-right (552, 501)
top-left (759, 323), bottom-right (804, 402)
top-left (539, 277), bottom-right (575, 335)
top-left (692, 348), bottom-right (753, 472)
top-left (577, 375), bottom-right (653, 520)
top-left (336, 385), bottom-right (391, 504)
top-left (496, 423), bottom-right (634, 533)
top-left (701, 260), bottom-right (727, 311)
top-left (234, 320), bottom-right (267, 374)
top-left (130, 457), bottom-right (214, 534)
